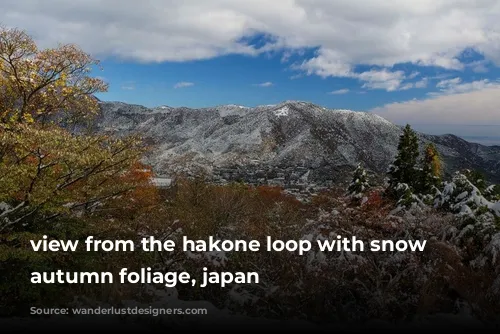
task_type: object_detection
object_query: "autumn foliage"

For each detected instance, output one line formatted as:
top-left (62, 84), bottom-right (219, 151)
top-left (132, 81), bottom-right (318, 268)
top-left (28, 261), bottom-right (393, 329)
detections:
top-left (0, 27), bottom-right (107, 126)
top-left (0, 27), bottom-right (152, 312)
top-left (0, 26), bottom-right (147, 231)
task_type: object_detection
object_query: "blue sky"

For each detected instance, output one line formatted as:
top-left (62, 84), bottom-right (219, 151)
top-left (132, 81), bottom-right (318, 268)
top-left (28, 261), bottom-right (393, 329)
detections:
top-left (95, 47), bottom-right (499, 111)
top-left (1, 0), bottom-right (500, 144)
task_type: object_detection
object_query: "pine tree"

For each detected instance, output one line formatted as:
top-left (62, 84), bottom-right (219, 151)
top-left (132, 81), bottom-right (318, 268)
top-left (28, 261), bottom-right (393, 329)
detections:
top-left (434, 171), bottom-right (495, 218)
top-left (485, 184), bottom-right (500, 201)
top-left (348, 163), bottom-right (370, 200)
top-left (418, 143), bottom-right (442, 194)
top-left (387, 124), bottom-right (419, 196)
top-left (463, 169), bottom-right (487, 192)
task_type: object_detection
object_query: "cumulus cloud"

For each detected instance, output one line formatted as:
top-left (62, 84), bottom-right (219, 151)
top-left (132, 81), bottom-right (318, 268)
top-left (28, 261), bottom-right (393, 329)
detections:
top-left (295, 58), bottom-right (410, 91)
top-left (1, 0), bottom-right (499, 85)
top-left (253, 82), bottom-right (273, 87)
top-left (173, 82), bottom-right (194, 88)
top-left (329, 89), bottom-right (350, 95)
top-left (431, 78), bottom-right (500, 95)
top-left (468, 60), bottom-right (490, 73)
top-left (371, 86), bottom-right (500, 126)
top-left (358, 69), bottom-right (406, 91)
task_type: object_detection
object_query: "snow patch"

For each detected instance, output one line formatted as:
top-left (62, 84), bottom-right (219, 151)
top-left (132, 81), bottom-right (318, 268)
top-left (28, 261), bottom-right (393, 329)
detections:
top-left (273, 106), bottom-right (289, 117)
top-left (151, 177), bottom-right (172, 187)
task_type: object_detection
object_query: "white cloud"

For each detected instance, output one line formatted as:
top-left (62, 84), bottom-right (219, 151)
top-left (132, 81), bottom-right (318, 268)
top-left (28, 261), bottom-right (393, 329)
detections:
top-left (121, 81), bottom-right (135, 90)
top-left (371, 86), bottom-right (500, 126)
top-left (280, 50), bottom-right (292, 63)
top-left (1, 0), bottom-right (500, 80)
top-left (393, 75), bottom-right (428, 90)
top-left (174, 82), bottom-right (194, 88)
top-left (358, 69), bottom-right (406, 91)
top-left (432, 78), bottom-right (500, 95)
top-left (414, 78), bottom-right (428, 88)
top-left (467, 60), bottom-right (489, 73)
top-left (289, 74), bottom-right (303, 80)
top-left (399, 83), bottom-right (414, 90)
top-left (398, 77), bottom-right (429, 90)
top-left (296, 57), bottom-right (409, 91)
top-left (407, 71), bottom-right (420, 79)
top-left (253, 81), bottom-right (273, 87)
top-left (329, 89), bottom-right (350, 94)
top-left (436, 77), bottom-right (462, 88)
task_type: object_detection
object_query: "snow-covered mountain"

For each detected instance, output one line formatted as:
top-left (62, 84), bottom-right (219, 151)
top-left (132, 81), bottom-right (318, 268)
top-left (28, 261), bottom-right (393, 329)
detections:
top-left (88, 100), bottom-right (500, 185)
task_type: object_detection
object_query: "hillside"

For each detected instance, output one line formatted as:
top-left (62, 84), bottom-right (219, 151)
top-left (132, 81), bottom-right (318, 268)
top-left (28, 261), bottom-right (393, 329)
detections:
top-left (87, 100), bottom-right (500, 186)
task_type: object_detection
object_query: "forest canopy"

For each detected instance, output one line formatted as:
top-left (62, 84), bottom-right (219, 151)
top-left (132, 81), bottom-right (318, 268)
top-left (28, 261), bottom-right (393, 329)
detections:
top-left (0, 26), bottom-right (148, 232)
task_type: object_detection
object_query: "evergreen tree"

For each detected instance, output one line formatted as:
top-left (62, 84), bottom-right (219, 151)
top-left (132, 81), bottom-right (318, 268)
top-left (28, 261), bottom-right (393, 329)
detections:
top-left (485, 184), bottom-right (500, 201)
top-left (463, 169), bottom-right (487, 192)
top-left (387, 124), bottom-right (419, 196)
top-left (348, 163), bottom-right (370, 200)
top-left (418, 143), bottom-right (442, 194)
top-left (434, 171), bottom-right (496, 218)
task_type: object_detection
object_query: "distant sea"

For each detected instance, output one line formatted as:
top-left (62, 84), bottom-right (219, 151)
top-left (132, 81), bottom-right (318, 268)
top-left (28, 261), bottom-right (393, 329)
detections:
top-left (460, 136), bottom-right (500, 146)
top-left (409, 124), bottom-right (500, 147)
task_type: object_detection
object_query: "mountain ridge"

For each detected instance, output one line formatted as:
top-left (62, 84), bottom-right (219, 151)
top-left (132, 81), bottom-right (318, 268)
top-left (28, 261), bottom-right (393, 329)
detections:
top-left (89, 100), bottom-right (500, 186)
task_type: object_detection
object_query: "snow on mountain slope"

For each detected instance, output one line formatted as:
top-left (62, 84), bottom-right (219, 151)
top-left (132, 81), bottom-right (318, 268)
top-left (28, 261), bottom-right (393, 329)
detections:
top-left (91, 100), bottom-right (500, 184)
top-left (273, 105), bottom-right (290, 117)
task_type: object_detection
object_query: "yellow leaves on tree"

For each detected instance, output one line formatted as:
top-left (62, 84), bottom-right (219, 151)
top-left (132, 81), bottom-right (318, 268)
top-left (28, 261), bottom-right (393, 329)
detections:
top-left (0, 27), bottom-right (149, 231)
top-left (424, 143), bottom-right (442, 179)
top-left (0, 26), bottom-right (107, 126)
top-left (418, 142), bottom-right (443, 193)
top-left (0, 124), bottom-right (147, 231)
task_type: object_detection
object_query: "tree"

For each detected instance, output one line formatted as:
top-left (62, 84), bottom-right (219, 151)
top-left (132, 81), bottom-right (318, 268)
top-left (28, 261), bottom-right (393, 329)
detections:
top-left (387, 124), bottom-right (419, 196)
top-left (0, 27), bottom-right (107, 126)
top-left (485, 184), bottom-right (500, 202)
top-left (347, 163), bottom-right (370, 201)
top-left (0, 27), bottom-right (147, 231)
top-left (463, 169), bottom-right (487, 192)
top-left (434, 171), bottom-right (498, 219)
top-left (0, 125), bottom-right (146, 231)
top-left (418, 143), bottom-right (442, 194)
